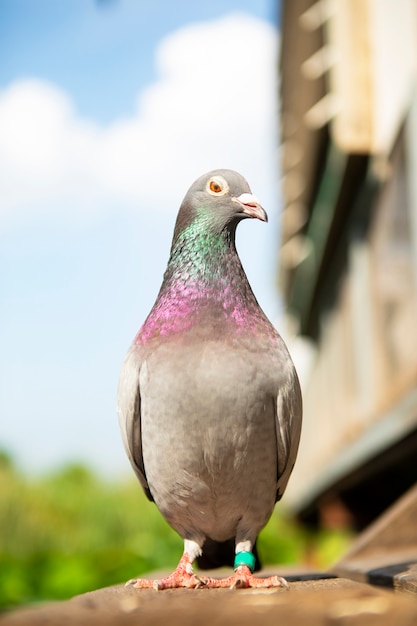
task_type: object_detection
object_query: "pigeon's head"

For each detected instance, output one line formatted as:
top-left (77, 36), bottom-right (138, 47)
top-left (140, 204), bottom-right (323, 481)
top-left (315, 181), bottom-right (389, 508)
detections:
top-left (173, 169), bottom-right (268, 240)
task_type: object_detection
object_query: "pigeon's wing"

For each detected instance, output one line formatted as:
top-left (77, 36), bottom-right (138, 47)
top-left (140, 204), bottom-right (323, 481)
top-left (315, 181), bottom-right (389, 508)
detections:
top-left (117, 344), bottom-right (153, 501)
top-left (275, 364), bottom-right (302, 501)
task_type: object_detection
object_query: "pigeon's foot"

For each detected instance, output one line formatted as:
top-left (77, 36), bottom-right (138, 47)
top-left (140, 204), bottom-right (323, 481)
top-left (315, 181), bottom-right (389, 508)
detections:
top-left (200, 566), bottom-right (289, 589)
top-left (126, 552), bottom-right (288, 591)
top-left (126, 553), bottom-right (206, 590)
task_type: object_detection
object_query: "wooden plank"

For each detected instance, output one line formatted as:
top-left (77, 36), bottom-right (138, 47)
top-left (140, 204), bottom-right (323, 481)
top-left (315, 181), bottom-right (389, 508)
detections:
top-left (2, 576), bottom-right (417, 625)
top-left (333, 484), bottom-right (417, 594)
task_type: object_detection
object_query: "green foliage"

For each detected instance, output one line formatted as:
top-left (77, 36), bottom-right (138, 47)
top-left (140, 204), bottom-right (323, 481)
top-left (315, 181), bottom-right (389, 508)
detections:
top-left (0, 457), bottom-right (180, 608)
top-left (0, 453), bottom-right (351, 609)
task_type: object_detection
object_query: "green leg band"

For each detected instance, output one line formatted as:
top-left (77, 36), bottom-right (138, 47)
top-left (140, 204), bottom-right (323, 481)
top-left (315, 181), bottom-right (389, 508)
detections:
top-left (234, 551), bottom-right (256, 573)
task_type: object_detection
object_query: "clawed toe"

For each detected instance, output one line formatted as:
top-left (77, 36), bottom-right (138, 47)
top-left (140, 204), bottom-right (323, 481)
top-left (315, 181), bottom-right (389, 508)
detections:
top-left (201, 566), bottom-right (289, 589)
top-left (125, 559), bottom-right (288, 591)
top-left (126, 570), bottom-right (205, 590)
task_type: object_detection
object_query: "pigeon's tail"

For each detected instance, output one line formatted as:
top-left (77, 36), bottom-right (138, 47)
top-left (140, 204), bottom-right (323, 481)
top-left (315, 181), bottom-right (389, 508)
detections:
top-left (197, 538), bottom-right (261, 572)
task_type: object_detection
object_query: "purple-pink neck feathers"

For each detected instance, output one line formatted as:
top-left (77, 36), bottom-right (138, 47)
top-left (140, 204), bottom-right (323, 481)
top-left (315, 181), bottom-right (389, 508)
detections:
top-left (137, 217), bottom-right (273, 344)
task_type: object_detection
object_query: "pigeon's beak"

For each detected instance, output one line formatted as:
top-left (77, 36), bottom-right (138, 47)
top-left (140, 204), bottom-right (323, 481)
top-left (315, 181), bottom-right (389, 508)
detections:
top-left (232, 193), bottom-right (268, 222)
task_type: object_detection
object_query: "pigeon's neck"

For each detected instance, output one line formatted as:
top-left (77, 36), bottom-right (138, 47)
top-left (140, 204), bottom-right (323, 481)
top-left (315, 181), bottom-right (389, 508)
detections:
top-left (139, 219), bottom-right (269, 343)
top-left (165, 223), bottom-right (249, 300)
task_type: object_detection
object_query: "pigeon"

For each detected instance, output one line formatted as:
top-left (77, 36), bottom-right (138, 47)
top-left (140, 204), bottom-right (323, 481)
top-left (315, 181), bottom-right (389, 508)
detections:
top-left (117, 169), bottom-right (302, 589)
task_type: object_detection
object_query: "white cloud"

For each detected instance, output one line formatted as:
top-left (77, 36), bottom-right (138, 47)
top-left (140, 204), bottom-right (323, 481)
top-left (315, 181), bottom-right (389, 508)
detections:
top-left (0, 13), bottom-right (281, 475)
top-left (0, 13), bottom-right (278, 227)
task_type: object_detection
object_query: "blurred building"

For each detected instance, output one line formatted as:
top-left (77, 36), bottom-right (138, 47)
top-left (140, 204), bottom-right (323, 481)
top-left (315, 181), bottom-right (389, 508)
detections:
top-left (279, 0), bottom-right (417, 528)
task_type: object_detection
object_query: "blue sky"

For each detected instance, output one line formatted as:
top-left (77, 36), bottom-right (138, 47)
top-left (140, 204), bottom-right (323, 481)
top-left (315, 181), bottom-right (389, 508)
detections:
top-left (0, 0), bottom-right (282, 476)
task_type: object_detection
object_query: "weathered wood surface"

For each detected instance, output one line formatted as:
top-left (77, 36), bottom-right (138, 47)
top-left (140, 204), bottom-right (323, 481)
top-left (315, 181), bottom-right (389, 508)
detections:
top-left (333, 484), bottom-right (417, 594)
top-left (2, 575), bottom-right (417, 626)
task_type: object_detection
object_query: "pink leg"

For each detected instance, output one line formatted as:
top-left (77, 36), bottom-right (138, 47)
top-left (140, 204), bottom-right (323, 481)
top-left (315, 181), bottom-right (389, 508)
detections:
top-left (201, 565), bottom-right (289, 589)
top-left (126, 552), bottom-right (205, 590)
top-left (126, 539), bottom-right (288, 591)
top-left (127, 561), bottom-right (288, 590)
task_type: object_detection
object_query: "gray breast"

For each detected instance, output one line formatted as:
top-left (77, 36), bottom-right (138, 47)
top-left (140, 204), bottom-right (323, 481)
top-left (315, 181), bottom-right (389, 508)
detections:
top-left (139, 338), bottom-right (278, 541)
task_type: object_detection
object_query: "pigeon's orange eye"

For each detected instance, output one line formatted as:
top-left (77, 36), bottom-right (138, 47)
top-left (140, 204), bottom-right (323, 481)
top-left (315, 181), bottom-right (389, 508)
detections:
top-left (209, 180), bottom-right (222, 193)
top-left (207, 176), bottom-right (229, 196)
